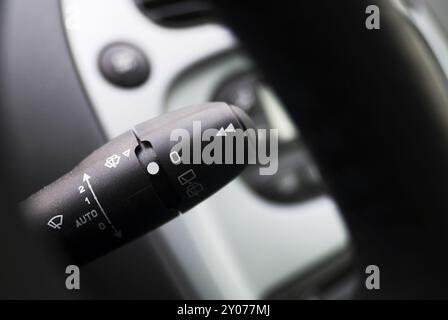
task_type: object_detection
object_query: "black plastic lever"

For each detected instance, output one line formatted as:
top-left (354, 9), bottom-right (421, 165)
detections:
top-left (21, 102), bottom-right (254, 265)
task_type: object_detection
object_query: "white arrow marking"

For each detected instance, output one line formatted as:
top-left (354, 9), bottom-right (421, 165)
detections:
top-left (225, 123), bottom-right (236, 133)
top-left (83, 174), bottom-right (122, 237)
top-left (216, 127), bottom-right (227, 136)
top-left (122, 149), bottom-right (131, 157)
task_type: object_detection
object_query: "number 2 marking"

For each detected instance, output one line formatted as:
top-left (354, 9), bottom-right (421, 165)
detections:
top-left (79, 186), bottom-right (86, 194)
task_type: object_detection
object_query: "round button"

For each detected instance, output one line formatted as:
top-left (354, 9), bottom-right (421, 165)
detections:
top-left (147, 162), bottom-right (160, 175)
top-left (99, 43), bottom-right (150, 88)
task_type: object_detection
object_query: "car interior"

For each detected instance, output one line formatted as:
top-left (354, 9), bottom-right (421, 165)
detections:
top-left (2, 0), bottom-right (448, 300)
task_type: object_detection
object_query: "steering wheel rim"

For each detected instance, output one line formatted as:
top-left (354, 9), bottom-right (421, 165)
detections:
top-left (213, 0), bottom-right (448, 298)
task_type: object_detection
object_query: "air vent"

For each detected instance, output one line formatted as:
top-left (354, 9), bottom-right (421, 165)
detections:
top-left (135, 0), bottom-right (216, 28)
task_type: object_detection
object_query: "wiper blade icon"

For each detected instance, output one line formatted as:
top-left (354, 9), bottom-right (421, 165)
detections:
top-left (48, 215), bottom-right (63, 230)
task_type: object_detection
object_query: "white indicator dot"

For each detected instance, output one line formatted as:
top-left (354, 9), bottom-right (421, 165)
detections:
top-left (147, 162), bottom-right (160, 175)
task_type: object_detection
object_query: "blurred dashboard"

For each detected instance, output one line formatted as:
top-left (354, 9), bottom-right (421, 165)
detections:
top-left (61, 0), bottom-right (349, 299)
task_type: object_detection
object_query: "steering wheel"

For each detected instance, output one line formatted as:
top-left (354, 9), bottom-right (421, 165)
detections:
top-left (213, 0), bottom-right (448, 298)
top-left (2, 0), bottom-right (448, 298)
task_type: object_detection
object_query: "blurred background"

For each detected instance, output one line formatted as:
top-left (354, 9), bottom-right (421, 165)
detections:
top-left (2, 0), bottom-right (448, 299)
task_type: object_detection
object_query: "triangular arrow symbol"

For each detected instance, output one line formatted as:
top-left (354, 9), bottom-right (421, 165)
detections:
top-left (83, 173), bottom-right (91, 182)
top-left (225, 123), bottom-right (236, 133)
top-left (122, 149), bottom-right (131, 157)
top-left (216, 127), bottom-right (227, 136)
